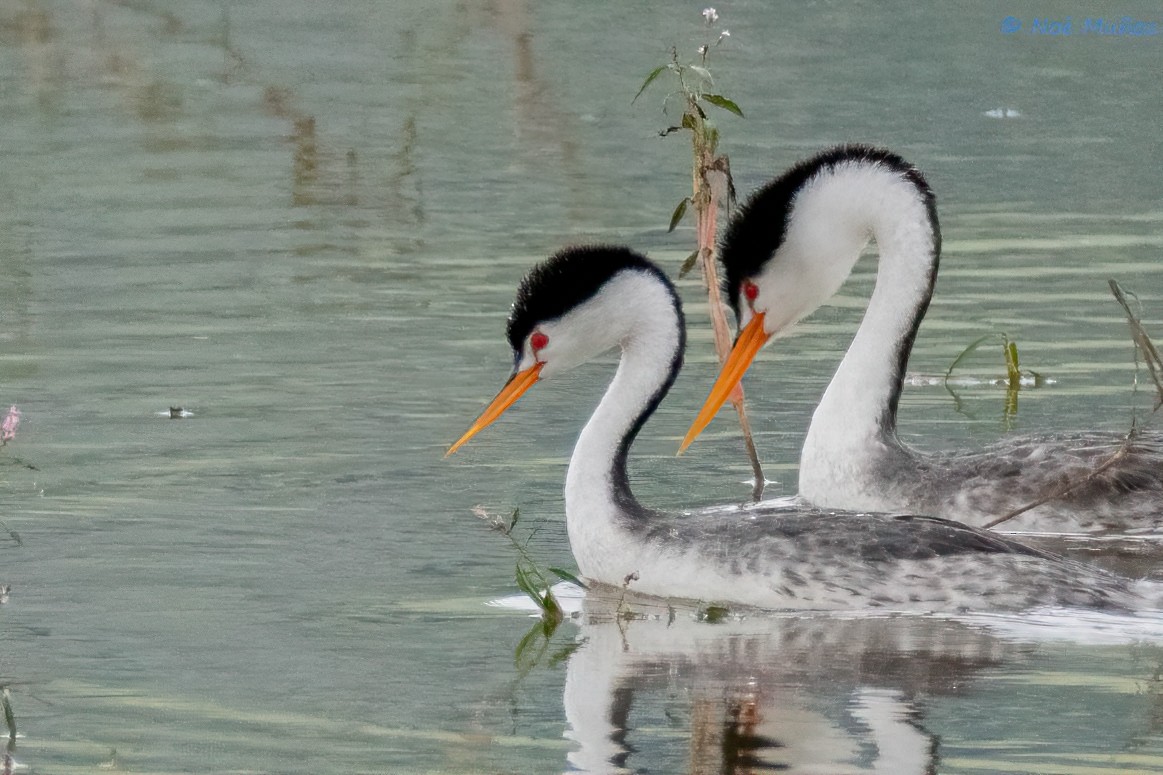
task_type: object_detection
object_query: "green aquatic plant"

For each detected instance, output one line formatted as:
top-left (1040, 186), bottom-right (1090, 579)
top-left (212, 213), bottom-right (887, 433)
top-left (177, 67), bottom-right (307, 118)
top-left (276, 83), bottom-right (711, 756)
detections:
top-left (472, 506), bottom-right (584, 627)
top-left (634, 7), bottom-right (764, 500)
top-left (943, 332), bottom-right (1044, 426)
top-left (472, 506), bottom-right (586, 675)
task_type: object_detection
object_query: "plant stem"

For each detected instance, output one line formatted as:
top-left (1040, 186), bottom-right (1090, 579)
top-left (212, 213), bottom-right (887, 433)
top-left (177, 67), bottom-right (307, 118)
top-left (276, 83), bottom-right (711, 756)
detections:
top-left (691, 118), bottom-right (764, 500)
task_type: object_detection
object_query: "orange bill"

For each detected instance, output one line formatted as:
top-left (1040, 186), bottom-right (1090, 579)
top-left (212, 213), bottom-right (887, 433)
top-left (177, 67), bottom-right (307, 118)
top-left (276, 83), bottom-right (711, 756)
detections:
top-left (445, 362), bottom-right (543, 457)
top-left (678, 312), bottom-right (768, 454)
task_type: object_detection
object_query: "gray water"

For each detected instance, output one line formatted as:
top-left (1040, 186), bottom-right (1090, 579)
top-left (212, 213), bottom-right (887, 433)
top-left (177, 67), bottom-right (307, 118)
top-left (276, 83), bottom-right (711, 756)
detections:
top-left (1, 1), bottom-right (1162, 772)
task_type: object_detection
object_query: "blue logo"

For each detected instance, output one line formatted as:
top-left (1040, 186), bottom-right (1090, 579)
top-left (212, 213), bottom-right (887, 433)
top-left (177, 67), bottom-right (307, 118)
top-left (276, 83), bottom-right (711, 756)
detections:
top-left (1000, 15), bottom-right (1159, 37)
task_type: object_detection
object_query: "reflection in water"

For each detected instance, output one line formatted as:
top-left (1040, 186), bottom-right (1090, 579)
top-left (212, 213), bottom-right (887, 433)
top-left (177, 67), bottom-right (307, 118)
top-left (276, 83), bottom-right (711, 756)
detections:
top-left (1024, 533), bottom-right (1163, 581)
top-left (291, 115), bottom-right (318, 207)
top-left (455, 0), bottom-right (587, 225)
top-left (2, 4), bottom-right (60, 112)
top-left (562, 595), bottom-right (1002, 774)
top-left (556, 591), bottom-right (1163, 774)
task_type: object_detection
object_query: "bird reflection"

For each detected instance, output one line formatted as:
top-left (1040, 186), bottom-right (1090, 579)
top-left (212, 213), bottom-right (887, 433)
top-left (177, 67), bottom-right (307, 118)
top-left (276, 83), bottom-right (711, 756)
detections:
top-left (561, 592), bottom-right (1004, 774)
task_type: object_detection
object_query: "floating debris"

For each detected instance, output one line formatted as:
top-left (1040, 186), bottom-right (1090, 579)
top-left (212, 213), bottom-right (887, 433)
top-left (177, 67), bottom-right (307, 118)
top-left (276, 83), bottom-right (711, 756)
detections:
top-left (904, 373), bottom-right (1055, 388)
top-left (984, 107), bottom-right (1022, 119)
top-left (159, 407), bottom-right (194, 419)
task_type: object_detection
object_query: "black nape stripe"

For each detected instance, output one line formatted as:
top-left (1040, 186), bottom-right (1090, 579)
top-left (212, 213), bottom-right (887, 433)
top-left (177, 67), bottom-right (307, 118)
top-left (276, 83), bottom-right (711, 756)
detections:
top-left (507, 245), bottom-right (673, 352)
top-left (719, 144), bottom-right (936, 318)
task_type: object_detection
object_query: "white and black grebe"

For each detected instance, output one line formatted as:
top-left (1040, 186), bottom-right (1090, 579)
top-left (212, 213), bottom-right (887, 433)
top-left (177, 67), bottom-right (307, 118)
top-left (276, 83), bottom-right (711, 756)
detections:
top-left (681, 145), bottom-right (1163, 533)
top-left (448, 246), bottom-right (1150, 611)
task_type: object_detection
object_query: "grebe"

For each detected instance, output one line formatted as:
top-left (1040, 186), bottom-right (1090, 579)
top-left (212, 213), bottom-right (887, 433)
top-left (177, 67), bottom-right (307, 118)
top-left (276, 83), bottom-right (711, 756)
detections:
top-left (680, 145), bottom-right (1163, 533)
top-left (447, 245), bottom-right (1149, 611)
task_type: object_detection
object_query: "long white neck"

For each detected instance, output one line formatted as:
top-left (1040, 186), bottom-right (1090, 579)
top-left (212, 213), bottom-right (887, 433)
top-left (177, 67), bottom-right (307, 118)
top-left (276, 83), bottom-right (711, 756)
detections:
top-left (563, 275), bottom-right (683, 582)
top-left (798, 165), bottom-right (938, 484)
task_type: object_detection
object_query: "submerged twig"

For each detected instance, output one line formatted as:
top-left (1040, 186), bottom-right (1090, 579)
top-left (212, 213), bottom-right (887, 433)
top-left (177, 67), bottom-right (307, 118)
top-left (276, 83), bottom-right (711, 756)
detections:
top-left (1110, 279), bottom-right (1163, 411)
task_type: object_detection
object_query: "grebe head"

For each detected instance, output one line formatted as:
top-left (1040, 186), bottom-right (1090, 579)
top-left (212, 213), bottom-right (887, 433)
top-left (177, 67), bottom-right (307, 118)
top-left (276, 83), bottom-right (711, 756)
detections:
top-left (447, 245), bottom-right (680, 455)
top-left (680, 145), bottom-right (935, 453)
top-left (725, 146), bottom-right (931, 333)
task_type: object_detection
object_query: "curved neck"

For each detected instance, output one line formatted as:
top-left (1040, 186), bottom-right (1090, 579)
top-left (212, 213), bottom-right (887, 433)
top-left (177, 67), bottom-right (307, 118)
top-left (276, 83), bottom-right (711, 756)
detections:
top-left (564, 285), bottom-right (683, 577)
top-left (806, 171), bottom-right (940, 450)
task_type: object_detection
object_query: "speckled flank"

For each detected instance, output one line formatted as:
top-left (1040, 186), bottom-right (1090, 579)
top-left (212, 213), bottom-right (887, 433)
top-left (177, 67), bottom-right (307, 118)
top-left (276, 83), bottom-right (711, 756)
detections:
top-left (879, 432), bottom-right (1163, 532)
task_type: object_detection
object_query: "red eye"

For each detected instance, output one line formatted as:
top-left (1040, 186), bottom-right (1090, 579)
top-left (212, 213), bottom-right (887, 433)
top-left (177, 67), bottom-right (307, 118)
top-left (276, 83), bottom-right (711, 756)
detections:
top-left (743, 281), bottom-right (759, 302)
top-left (530, 332), bottom-right (549, 351)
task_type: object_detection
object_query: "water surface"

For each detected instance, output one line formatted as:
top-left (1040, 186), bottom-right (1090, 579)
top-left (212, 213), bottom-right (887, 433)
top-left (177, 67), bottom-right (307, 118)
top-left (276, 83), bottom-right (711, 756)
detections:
top-left (1, 1), bottom-right (1162, 772)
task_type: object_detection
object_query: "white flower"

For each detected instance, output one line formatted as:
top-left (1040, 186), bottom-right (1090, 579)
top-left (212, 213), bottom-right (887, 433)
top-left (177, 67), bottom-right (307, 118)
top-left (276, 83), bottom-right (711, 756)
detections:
top-left (702, 7), bottom-right (719, 23)
top-left (720, 29), bottom-right (730, 37)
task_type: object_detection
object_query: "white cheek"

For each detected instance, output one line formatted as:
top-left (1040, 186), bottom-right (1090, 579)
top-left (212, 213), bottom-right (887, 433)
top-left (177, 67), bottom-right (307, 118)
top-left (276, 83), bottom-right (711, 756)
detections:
top-left (538, 359), bottom-right (562, 379)
top-left (536, 339), bottom-right (572, 378)
top-left (754, 272), bottom-right (805, 336)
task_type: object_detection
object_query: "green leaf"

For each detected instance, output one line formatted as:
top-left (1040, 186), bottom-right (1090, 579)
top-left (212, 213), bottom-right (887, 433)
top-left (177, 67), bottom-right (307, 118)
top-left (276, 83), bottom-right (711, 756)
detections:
top-left (1003, 337), bottom-right (1022, 387)
top-left (514, 563), bottom-right (543, 609)
top-left (632, 65), bottom-right (668, 103)
top-left (702, 93), bottom-right (744, 118)
top-left (508, 507), bottom-right (520, 532)
top-left (944, 333), bottom-right (998, 383)
top-left (547, 566), bottom-right (588, 589)
top-left (540, 589), bottom-right (564, 625)
top-left (679, 250), bottom-right (700, 279)
top-left (668, 198), bottom-right (690, 232)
